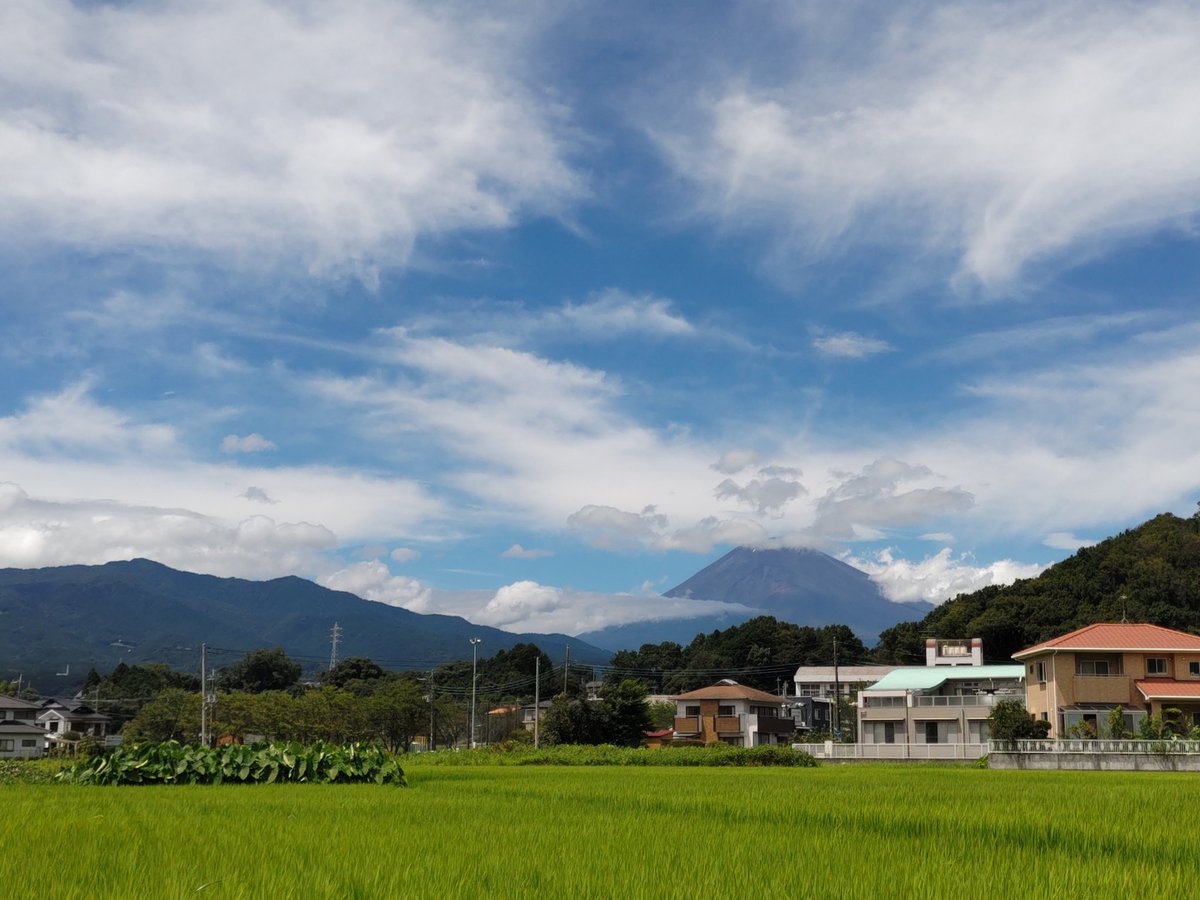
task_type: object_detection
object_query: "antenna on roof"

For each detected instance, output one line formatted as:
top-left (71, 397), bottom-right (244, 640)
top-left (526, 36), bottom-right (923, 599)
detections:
top-left (1119, 593), bottom-right (1128, 624)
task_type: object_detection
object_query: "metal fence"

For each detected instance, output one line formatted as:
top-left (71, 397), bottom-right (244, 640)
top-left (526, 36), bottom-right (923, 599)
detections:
top-left (793, 742), bottom-right (987, 760)
top-left (991, 738), bottom-right (1200, 754)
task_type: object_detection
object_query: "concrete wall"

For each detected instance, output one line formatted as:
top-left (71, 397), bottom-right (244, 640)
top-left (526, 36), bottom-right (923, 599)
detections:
top-left (990, 751), bottom-right (1200, 771)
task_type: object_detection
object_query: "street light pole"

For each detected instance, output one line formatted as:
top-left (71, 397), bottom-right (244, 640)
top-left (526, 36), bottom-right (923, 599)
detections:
top-left (469, 637), bottom-right (482, 748)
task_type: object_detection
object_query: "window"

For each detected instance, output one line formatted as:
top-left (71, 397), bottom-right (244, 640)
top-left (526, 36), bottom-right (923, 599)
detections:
top-left (0, 740), bottom-right (12, 752)
top-left (48, 720), bottom-right (58, 733)
top-left (1147, 658), bottom-right (1168, 675)
top-left (1190, 662), bottom-right (1200, 677)
top-left (925, 722), bottom-right (940, 744)
top-left (1076, 659), bottom-right (1110, 676)
top-left (1036, 661), bottom-right (1047, 683)
top-left (717, 705), bottom-right (735, 717)
top-left (799, 684), bottom-right (821, 697)
top-left (21, 739), bottom-right (36, 748)
top-left (684, 705), bottom-right (700, 717)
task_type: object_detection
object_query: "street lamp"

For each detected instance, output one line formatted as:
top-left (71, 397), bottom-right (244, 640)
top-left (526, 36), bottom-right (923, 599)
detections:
top-left (469, 637), bottom-right (482, 748)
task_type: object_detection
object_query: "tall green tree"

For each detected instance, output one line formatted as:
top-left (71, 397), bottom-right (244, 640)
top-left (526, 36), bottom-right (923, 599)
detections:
top-left (217, 648), bottom-right (302, 693)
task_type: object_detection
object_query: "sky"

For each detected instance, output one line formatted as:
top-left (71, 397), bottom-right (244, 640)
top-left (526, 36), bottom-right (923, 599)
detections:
top-left (3, 0), bottom-right (1200, 640)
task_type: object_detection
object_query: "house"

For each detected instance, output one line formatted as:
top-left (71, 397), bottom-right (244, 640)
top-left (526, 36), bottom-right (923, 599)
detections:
top-left (672, 679), bottom-right (795, 747)
top-left (786, 696), bottom-right (833, 734)
top-left (0, 720), bottom-right (48, 759)
top-left (37, 699), bottom-right (111, 743)
top-left (1, 694), bottom-right (42, 724)
top-left (790, 666), bottom-right (899, 702)
top-left (519, 699), bottom-right (553, 732)
top-left (1013, 622), bottom-right (1200, 738)
top-left (857, 665), bottom-right (1025, 746)
top-left (643, 728), bottom-right (673, 749)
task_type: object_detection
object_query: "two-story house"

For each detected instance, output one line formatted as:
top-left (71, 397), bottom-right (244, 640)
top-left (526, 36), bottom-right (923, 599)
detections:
top-left (37, 699), bottom-right (111, 743)
top-left (672, 680), bottom-right (796, 747)
top-left (1013, 622), bottom-right (1200, 738)
top-left (857, 665), bottom-right (1025, 746)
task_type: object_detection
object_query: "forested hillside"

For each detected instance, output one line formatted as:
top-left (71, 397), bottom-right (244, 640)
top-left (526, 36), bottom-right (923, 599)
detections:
top-left (875, 512), bottom-right (1200, 663)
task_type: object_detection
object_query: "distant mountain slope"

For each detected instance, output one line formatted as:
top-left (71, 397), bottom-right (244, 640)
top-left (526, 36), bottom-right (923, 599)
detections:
top-left (0, 559), bottom-right (609, 684)
top-left (579, 547), bottom-right (931, 651)
top-left (875, 513), bottom-right (1200, 663)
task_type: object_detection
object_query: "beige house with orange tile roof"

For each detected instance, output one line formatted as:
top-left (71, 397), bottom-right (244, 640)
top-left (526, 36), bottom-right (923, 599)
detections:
top-left (1013, 623), bottom-right (1200, 738)
top-left (672, 679), bottom-right (795, 747)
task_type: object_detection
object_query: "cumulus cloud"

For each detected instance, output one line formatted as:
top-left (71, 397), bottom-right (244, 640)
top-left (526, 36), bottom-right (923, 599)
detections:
top-left (221, 433), bottom-right (276, 454)
top-left (848, 547), bottom-right (1046, 605)
top-left (812, 332), bottom-right (893, 359)
top-left (715, 475), bottom-right (805, 515)
top-left (0, 0), bottom-right (581, 275)
top-left (501, 543), bottom-right (553, 560)
top-left (712, 449), bottom-right (759, 475)
top-left (567, 503), bottom-right (766, 554)
top-left (807, 458), bottom-right (973, 542)
top-left (319, 559), bottom-right (431, 610)
top-left (0, 482), bottom-right (336, 577)
top-left (390, 547), bottom-right (420, 563)
top-left (432, 580), bottom-right (755, 635)
top-left (654, 2), bottom-right (1200, 290)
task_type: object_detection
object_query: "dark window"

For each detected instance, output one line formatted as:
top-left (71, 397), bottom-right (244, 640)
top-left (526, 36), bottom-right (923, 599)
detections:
top-left (1146, 658), bottom-right (1167, 675)
top-left (925, 722), bottom-right (939, 744)
top-left (1191, 662), bottom-right (1200, 677)
top-left (718, 705), bottom-right (735, 717)
top-left (684, 705), bottom-right (700, 717)
top-left (1076, 659), bottom-right (1110, 676)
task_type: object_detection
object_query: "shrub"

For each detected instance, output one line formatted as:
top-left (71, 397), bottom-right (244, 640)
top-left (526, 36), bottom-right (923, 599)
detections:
top-left (57, 741), bottom-right (406, 786)
top-left (407, 743), bottom-right (816, 768)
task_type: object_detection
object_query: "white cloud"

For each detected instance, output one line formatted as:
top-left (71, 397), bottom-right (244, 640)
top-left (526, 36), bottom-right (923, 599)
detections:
top-left (0, 482), bottom-right (336, 577)
top-left (501, 543), bottom-right (553, 560)
top-left (812, 332), bottom-right (893, 359)
top-left (1043, 532), bottom-right (1098, 551)
top-left (805, 458), bottom-right (974, 543)
top-left (848, 547), bottom-right (1046, 605)
top-left (433, 580), bottom-right (755, 635)
top-left (654, 2), bottom-right (1200, 290)
top-left (920, 532), bottom-right (955, 543)
top-left (715, 475), bottom-right (805, 515)
top-left (390, 547), bottom-right (420, 563)
top-left (319, 560), bottom-right (431, 610)
top-left (0, 0), bottom-right (581, 275)
top-left (240, 486), bottom-right (277, 504)
top-left (552, 289), bottom-right (695, 338)
top-left (222, 433), bottom-right (276, 454)
top-left (712, 449), bottom-right (759, 475)
top-left (567, 505), bottom-right (668, 550)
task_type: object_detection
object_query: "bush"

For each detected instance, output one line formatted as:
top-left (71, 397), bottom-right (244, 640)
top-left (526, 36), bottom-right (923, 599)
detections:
top-left (0, 758), bottom-right (73, 785)
top-left (57, 741), bottom-right (406, 786)
top-left (407, 743), bottom-right (816, 768)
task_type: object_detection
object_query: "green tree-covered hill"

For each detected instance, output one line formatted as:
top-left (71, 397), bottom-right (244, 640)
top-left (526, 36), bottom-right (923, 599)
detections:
top-left (875, 512), bottom-right (1200, 663)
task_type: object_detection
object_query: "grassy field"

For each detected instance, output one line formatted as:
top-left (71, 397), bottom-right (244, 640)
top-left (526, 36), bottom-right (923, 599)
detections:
top-left (3, 764), bottom-right (1197, 897)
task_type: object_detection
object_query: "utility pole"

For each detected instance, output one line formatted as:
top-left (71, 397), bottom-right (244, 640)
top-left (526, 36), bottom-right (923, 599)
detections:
top-left (832, 636), bottom-right (841, 738)
top-left (534, 655), bottom-right (540, 749)
top-left (469, 637), bottom-right (481, 748)
top-left (427, 670), bottom-right (436, 752)
top-left (563, 645), bottom-right (570, 695)
top-left (200, 642), bottom-right (208, 747)
top-left (329, 622), bottom-right (342, 670)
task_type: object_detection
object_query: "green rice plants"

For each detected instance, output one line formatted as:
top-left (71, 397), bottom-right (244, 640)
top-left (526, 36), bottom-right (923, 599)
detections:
top-left (57, 740), bottom-right (406, 786)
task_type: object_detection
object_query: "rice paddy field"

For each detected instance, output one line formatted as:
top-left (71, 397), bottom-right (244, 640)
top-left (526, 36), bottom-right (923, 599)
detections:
top-left (3, 764), bottom-right (1198, 898)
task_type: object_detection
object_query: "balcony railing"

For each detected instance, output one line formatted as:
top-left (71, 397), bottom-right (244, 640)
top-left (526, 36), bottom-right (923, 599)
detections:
top-left (914, 694), bottom-right (1014, 707)
top-left (715, 715), bottom-right (742, 734)
top-left (673, 716), bottom-right (700, 734)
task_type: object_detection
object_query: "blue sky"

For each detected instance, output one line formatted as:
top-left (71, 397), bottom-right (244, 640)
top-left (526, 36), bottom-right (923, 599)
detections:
top-left (3, 1), bottom-right (1200, 637)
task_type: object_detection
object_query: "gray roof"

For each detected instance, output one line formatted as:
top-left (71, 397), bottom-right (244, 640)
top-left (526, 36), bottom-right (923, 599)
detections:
top-left (0, 695), bottom-right (42, 710)
top-left (793, 666), bottom-right (898, 683)
top-left (0, 720), bottom-right (48, 734)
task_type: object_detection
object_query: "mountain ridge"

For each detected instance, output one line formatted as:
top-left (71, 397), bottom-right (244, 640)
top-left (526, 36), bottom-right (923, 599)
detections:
top-left (0, 558), bottom-right (610, 684)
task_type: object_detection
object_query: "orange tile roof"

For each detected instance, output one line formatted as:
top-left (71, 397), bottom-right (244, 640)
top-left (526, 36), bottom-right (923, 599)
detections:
top-left (671, 682), bottom-right (785, 703)
top-left (1013, 623), bottom-right (1200, 659)
top-left (1135, 680), bottom-right (1200, 700)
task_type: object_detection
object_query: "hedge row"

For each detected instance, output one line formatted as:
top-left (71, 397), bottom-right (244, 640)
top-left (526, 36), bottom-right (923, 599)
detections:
top-left (57, 740), bottom-right (406, 786)
top-left (409, 743), bottom-right (817, 767)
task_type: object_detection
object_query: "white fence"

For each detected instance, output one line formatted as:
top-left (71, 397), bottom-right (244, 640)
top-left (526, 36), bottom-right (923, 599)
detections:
top-left (992, 738), bottom-right (1200, 754)
top-left (793, 742), bottom-right (987, 761)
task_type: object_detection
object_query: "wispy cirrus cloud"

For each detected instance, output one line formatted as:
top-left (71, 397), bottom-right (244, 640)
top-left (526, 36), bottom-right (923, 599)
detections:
top-left (652, 1), bottom-right (1200, 291)
top-left (0, 0), bottom-right (582, 276)
top-left (812, 332), bottom-right (892, 359)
